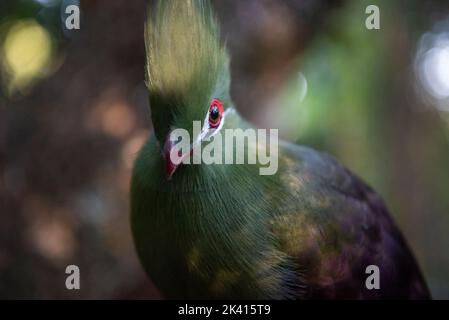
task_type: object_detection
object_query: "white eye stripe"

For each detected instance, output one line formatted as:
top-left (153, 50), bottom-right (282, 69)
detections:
top-left (195, 107), bottom-right (233, 144)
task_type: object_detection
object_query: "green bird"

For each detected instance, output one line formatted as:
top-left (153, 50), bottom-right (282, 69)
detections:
top-left (131, 0), bottom-right (430, 299)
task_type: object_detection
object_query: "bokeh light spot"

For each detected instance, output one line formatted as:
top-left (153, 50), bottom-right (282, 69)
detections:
top-left (422, 41), bottom-right (449, 100)
top-left (2, 19), bottom-right (53, 94)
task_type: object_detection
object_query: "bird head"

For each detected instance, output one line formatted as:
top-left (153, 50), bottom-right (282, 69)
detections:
top-left (145, 0), bottom-right (231, 179)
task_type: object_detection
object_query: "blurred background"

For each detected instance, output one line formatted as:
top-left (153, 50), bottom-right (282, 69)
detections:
top-left (1, 0), bottom-right (449, 299)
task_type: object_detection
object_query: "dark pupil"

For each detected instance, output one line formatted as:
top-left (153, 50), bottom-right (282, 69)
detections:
top-left (210, 106), bottom-right (219, 121)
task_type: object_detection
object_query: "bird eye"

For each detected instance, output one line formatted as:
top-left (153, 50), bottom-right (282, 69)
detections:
top-left (208, 98), bottom-right (223, 128)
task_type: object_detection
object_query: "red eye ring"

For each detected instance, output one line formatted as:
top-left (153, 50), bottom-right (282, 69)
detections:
top-left (208, 98), bottom-right (224, 128)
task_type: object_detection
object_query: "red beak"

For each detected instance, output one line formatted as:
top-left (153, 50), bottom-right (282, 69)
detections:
top-left (163, 136), bottom-right (179, 180)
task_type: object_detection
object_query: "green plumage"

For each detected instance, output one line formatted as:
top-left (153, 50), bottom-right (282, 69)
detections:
top-left (131, 0), bottom-right (430, 299)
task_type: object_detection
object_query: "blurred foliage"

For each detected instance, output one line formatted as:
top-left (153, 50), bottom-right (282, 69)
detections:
top-left (0, 0), bottom-right (66, 97)
top-left (283, 0), bottom-right (449, 298)
top-left (1, 0), bottom-right (449, 299)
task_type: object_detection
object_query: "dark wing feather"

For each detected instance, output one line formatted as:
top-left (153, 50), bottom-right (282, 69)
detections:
top-left (272, 143), bottom-right (430, 299)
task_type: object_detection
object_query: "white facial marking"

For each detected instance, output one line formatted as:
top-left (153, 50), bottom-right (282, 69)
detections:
top-left (195, 107), bottom-right (233, 144)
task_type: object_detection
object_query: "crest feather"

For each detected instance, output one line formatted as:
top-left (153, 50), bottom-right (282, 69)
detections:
top-left (145, 0), bottom-right (225, 110)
